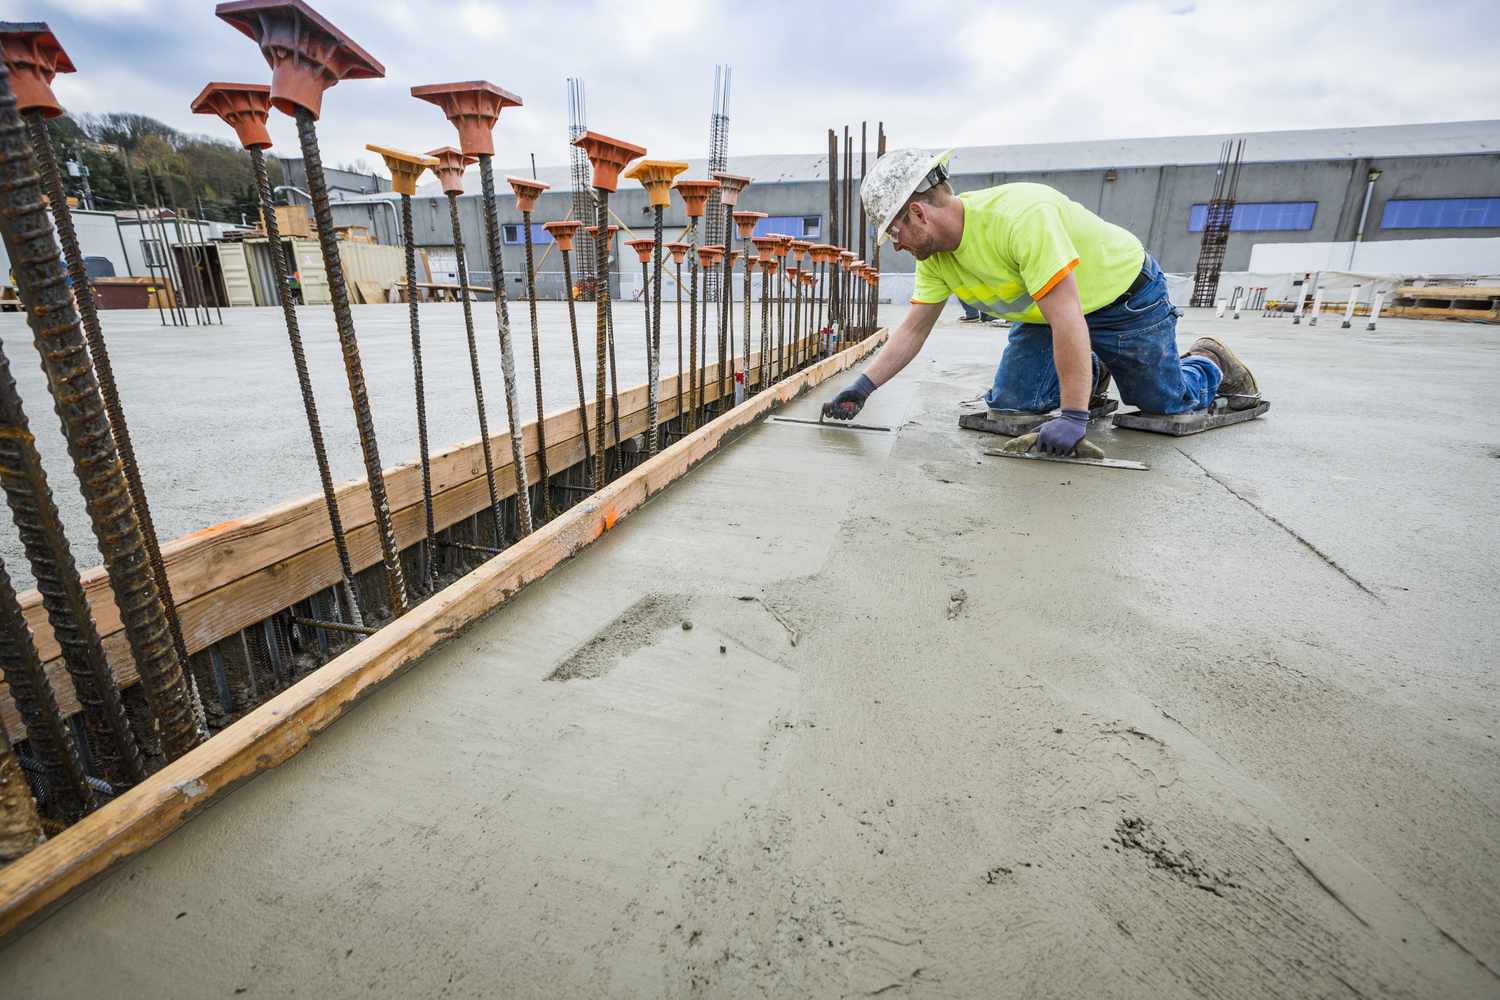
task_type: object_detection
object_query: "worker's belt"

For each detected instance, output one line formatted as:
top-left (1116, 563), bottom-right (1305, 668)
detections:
top-left (1106, 266), bottom-right (1152, 309)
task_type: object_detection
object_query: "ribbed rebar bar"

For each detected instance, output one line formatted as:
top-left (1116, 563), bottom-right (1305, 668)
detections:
top-left (606, 293), bottom-right (622, 476)
top-left (759, 261), bottom-right (770, 388)
top-left (0, 556), bottom-right (94, 823)
top-left (591, 190), bottom-right (612, 490)
top-left (294, 109), bottom-right (409, 617)
top-left (674, 259), bottom-right (684, 425)
top-left (559, 248), bottom-right (594, 484)
top-left (686, 229), bottom-right (699, 433)
top-left (400, 192), bottom-right (436, 590)
top-left (475, 156), bottom-right (533, 533)
top-left (647, 206), bottom-right (664, 455)
top-left (251, 148), bottom-right (364, 626)
top-left (2, 83), bottom-right (201, 762)
top-left (519, 209), bottom-right (550, 520)
top-left (447, 191), bottom-right (504, 547)
top-left (0, 338), bottom-right (144, 787)
top-left (26, 112), bottom-right (201, 704)
top-left (742, 238), bottom-right (752, 391)
top-left (719, 208), bottom-right (733, 409)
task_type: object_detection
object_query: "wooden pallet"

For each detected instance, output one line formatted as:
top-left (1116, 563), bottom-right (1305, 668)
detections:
top-left (1387, 285), bottom-right (1500, 324)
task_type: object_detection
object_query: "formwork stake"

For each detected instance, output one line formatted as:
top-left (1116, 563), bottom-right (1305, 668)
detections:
top-left (411, 80), bottom-right (534, 535)
top-left (624, 160), bottom-right (688, 456)
top-left (0, 61), bottom-right (202, 761)
top-left (574, 132), bottom-right (646, 488)
top-left (218, 0), bottom-right (412, 617)
top-left (544, 220), bottom-right (595, 481)
top-left (428, 145), bottom-right (506, 549)
top-left (193, 82), bottom-right (365, 626)
top-left (0, 336), bottom-right (145, 788)
top-left (508, 174), bottom-right (553, 519)
top-left (369, 144), bottom-right (441, 589)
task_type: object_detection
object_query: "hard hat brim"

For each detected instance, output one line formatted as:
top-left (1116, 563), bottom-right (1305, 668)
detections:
top-left (875, 148), bottom-right (955, 244)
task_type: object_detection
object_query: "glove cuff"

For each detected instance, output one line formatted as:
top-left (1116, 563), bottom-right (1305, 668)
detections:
top-left (1059, 408), bottom-right (1089, 422)
top-left (852, 374), bottom-right (877, 401)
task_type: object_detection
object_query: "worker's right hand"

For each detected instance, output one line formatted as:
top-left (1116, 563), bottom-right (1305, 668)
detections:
top-left (822, 374), bottom-right (876, 420)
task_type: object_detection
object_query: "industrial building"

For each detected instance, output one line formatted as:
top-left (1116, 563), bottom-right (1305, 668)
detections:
top-left (325, 118), bottom-right (1500, 303)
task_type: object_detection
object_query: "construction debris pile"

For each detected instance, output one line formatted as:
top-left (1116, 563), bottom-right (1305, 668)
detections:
top-left (0, 3), bottom-right (882, 866)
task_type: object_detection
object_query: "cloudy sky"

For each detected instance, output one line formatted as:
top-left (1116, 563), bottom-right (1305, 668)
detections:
top-left (27, 0), bottom-right (1500, 177)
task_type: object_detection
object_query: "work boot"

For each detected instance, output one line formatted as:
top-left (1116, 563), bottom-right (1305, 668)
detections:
top-left (1185, 336), bottom-right (1260, 409)
top-left (1090, 361), bottom-right (1113, 411)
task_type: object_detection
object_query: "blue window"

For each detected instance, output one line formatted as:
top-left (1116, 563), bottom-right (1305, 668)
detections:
top-left (1188, 201), bottom-right (1317, 232)
top-left (752, 215), bottom-right (821, 239)
top-left (502, 223), bottom-right (554, 245)
top-left (1380, 197), bottom-right (1500, 229)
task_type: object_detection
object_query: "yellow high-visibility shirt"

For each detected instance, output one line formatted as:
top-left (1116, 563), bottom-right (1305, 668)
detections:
top-left (912, 183), bottom-right (1144, 324)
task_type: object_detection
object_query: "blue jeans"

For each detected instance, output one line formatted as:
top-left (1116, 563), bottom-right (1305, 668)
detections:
top-left (959, 297), bottom-right (981, 320)
top-left (985, 255), bottom-right (1221, 414)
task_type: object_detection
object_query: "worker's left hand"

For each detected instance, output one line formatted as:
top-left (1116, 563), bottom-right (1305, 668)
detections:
top-left (1034, 409), bottom-right (1090, 455)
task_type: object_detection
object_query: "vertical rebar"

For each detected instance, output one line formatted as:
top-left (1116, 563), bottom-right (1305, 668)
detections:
top-left (119, 150), bottom-right (169, 328)
top-left (719, 207), bottom-right (734, 407)
top-left (640, 254), bottom-right (655, 454)
top-left (294, 109), bottom-right (410, 617)
top-left (400, 192), bottom-right (436, 591)
top-left (558, 248), bottom-right (594, 483)
top-left (0, 556), bottom-right (95, 822)
top-left (157, 169), bottom-right (204, 326)
top-left (827, 129), bottom-right (840, 334)
top-left (474, 155), bottom-right (534, 532)
top-left (686, 232), bottom-right (699, 433)
top-left (606, 291), bottom-right (623, 475)
top-left (874, 122), bottom-right (886, 333)
top-left (447, 191), bottom-right (505, 547)
top-left (251, 148), bottom-right (363, 625)
top-left (777, 261), bottom-right (787, 379)
top-left (859, 122), bottom-right (868, 268)
top-left (0, 338), bottom-right (144, 787)
top-left (194, 196), bottom-right (225, 324)
top-left (0, 723), bottom-right (44, 861)
top-left (792, 267), bottom-right (803, 369)
top-left (3, 93), bottom-right (202, 761)
top-left (591, 191), bottom-right (612, 489)
top-left (742, 244), bottom-right (752, 390)
top-left (143, 166), bottom-right (188, 327)
top-left (674, 257), bottom-right (684, 423)
top-left (519, 209), bottom-right (551, 520)
top-left (167, 178), bottom-right (208, 325)
top-left (699, 256), bottom-right (712, 421)
top-left (647, 205), bottom-right (664, 455)
top-left (758, 259), bottom-right (770, 387)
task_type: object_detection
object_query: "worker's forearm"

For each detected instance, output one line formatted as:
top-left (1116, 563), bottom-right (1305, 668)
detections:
top-left (865, 322), bottom-right (926, 387)
top-left (1051, 314), bottom-right (1093, 411)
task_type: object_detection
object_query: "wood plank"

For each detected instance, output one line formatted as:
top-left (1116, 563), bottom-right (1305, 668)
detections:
top-left (0, 329), bottom-right (886, 939)
top-left (2, 336), bottom-right (826, 735)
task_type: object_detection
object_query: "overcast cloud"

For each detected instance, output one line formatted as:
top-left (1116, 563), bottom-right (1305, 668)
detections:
top-left (24, 0), bottom-right (1500, 177)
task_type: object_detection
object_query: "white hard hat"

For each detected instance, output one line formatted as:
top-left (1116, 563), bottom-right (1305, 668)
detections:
top-left (861, 147), bottom-right (954, 243)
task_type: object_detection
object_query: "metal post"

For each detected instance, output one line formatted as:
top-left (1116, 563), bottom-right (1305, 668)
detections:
top-left (474, 155), bottom-right (534, 535)
top-left (557, 245), bottom-right (595, 479)
top-left (0, 338), bottom-right (145, 787)
top-left (1308, 285), bottom-right (1325, 327)
top-left (448, 191), bottom-right (505, 548)
top-left (294, 110), bottom-right (410, 616)
top-left (592, 193), bottom-right (612, 489)
top-left (251, 147), bottom-right (363, 626)
top-left (1340, 284), bottom-right (1361, 329)
top-left (518, 207), bottom-right (551, 520)
top-left (399, 191), bottom-right (436, 590)
top-left (1366, 290), bottom-right (1385, 331)
top-left (0, 80), bottom-right (201, 760)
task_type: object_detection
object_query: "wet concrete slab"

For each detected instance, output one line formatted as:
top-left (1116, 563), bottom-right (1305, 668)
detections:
top-left (1, 310), bottom-right (1496, 997)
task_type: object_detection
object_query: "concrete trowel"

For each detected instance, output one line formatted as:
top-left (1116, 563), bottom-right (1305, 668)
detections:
top-left (985, 432), bottom-right (1149, 471)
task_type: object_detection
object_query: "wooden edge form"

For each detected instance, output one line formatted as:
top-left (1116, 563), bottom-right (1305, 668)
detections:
top-left (0, 328), bottom-right (888, 940)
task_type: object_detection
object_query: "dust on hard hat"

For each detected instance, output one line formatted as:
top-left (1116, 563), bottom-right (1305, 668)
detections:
top-left (861, 148), bottom-right (955, 243)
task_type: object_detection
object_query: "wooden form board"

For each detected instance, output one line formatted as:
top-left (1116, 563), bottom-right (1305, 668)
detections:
top-left (0, 328), bottom-right (887, 939)
top-left (2, 333), bottom-right (840, 737)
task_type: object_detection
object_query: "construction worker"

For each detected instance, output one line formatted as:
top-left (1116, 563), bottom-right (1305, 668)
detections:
top-left (822, 149), bottom-right (1259, 453)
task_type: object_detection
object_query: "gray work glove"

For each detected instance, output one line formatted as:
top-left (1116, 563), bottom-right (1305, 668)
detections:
top-left (822, 374), bottom-right (876, 420)
top-left (1034, 409), bottom-right (1089, 455)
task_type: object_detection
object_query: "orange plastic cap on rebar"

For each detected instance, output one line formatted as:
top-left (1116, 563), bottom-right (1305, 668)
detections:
top-left (789, 239), bottom-right (813, 261)
top-left (750, 235), bottom-right (779, 261)
top-left (507, 176), bottom-right (550, 213)
top-left (542, 219), bottom-right (584, 252)
top-left (426, 146), bottom-right (475, 196)
top-left (665, 241), bottom-right (691, 264)
top-left (215, 1), bottom-right (383, 121)
top-left (771, 239), bottom-right (791, 259)
top-left (710, 171), bottom-right (751, 207)
top-left (572, 130), bottom-right (647, 193)
top-left (585, 223), bottom-right (620, 241)
top-left (625, 238), bottom-right (655, 264)
top-left (0, 23), bottom-right (76, 119)
top-left (366, 144), bottom-right (438, 197)
top-left (410, 80), bottom-right (522, 157)
top-left (672, 178), bottom-right (720, 219)
top-left (763, 259), bottom-right (778, 276)
top-left (623, 159), bottom-right (689, 209)
top-left (731, 210), bottom-right (767, 238)
top-left (696, 245), bottom-right (723, 267)
top-left (191, 82), bottom-right (273, 149)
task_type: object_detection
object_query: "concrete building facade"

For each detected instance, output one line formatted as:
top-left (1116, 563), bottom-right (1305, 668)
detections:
top-left (325, 119), bottom-right (1499, 301)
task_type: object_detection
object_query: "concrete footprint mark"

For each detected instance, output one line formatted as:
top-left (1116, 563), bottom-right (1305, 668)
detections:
top-left (1112, 815), bottom-right (1239, 897)
top-left (546, 593), bottom-right (692, 681)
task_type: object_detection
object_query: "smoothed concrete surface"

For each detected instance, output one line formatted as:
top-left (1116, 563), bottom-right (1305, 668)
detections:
top-left (1, 311), bottom-right (1497, 998)
top-left (0, 300), bottom-right (899, 589)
